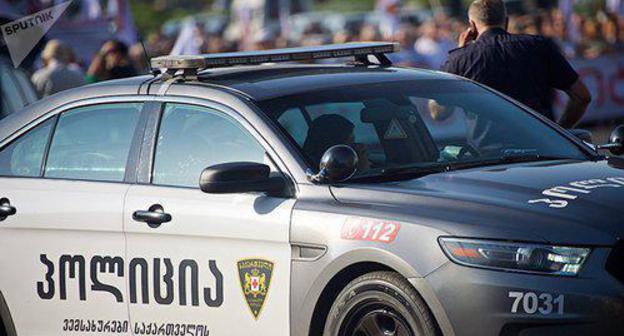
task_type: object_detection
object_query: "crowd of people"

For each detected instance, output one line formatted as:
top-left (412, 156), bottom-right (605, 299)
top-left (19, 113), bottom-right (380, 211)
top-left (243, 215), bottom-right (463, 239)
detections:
top-left (141, 6), bottom-right (624, 71)
top-left (508, 8), bottom-right (624, 59)
top-left (28, 39), bottom-right (143, 97)
top-left (26, 3), bottom-right (624, 98)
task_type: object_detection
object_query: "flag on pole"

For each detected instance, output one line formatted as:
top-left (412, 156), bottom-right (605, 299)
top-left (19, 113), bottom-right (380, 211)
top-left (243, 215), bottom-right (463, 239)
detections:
top-left (607, 0), bottom-right (624, 15)
top-left (170, 20), bottom-right (201, 56)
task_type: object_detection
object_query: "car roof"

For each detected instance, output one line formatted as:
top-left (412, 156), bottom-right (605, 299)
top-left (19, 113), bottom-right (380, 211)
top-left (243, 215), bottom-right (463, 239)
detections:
top-left (197, 64), bottom-right (457, 101)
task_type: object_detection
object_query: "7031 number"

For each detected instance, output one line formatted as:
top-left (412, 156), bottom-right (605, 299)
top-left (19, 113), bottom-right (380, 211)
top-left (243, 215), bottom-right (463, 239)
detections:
top-left (508, 291), bottom-right (564, 315)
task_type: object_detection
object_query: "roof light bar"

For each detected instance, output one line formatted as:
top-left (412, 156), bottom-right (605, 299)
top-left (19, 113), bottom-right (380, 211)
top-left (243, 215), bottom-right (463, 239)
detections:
top-left (151, 42), bottom-right (400, 71)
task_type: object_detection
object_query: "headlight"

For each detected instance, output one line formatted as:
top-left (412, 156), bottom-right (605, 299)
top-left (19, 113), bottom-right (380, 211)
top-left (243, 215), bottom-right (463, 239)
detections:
top-left (439, 237), bottom-right (591, 276)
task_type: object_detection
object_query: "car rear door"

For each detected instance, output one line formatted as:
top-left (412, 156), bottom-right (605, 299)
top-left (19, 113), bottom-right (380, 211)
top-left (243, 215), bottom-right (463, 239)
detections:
top-left (123, 102), bottom-right (293, 335)
top-left (0, 102), bottom-right (146, 335)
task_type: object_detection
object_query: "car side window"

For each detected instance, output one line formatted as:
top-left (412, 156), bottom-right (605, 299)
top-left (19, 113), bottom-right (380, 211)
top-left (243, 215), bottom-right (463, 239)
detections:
top-left (44, 103), bottom-right (142, 182)
top-left (153, 103), bottom-right (266, 188)
top-left (306, 102), bottom-right (380, 146)
top-left (0, 118), bottom-right (55, 177)
top-left (278, 108), bottom-right (309, 147)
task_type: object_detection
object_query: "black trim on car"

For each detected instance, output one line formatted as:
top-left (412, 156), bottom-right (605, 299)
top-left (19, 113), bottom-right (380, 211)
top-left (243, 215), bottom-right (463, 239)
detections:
top-left (136, 101), bottom-right (163, 184)
top-left (606, 242), bottom-right (624, 284)
top-left (140, 102), bottom-right (164, 185)
top-left (39, 115), bottom-right (59, 178)
top-left (0, 291), bottom-right (17, 336)
top-left (124, 102), bottom-right (158, 184)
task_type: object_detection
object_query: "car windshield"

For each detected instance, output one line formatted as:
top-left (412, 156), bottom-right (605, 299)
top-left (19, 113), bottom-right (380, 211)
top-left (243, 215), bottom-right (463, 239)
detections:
top-left (258, 79), bottom-right (589, 181)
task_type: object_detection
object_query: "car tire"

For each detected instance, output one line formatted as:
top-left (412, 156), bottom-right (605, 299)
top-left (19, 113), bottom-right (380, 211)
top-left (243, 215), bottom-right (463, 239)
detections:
top-left (323, 271), bottom-right (439, 336)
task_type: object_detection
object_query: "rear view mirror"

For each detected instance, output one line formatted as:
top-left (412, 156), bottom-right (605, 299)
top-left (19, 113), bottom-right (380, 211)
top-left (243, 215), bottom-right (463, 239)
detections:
top-left (308, 145), bottom-right (358, 183)
top-left (200, 162), bottom-right (285, 195)
top-left (597, 125), bottom-right (624, 156)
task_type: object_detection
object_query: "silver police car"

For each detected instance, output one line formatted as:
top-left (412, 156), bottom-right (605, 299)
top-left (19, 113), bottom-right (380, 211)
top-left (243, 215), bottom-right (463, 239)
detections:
top-left (0, 43), bottom-right (623, 336)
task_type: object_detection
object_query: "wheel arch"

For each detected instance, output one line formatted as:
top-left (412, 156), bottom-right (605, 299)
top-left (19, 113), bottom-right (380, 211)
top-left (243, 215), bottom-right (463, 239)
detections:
top-left (305, 248), bottom-right (450, 336)
top-left (307, 261), bottom-right (394, 336)
top-left (0, 291), bottom-right (17, 336)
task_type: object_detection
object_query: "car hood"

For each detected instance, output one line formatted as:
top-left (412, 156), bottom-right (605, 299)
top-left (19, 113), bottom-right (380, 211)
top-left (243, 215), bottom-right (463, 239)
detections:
top-left (331, 159), bottom-right (624, 246)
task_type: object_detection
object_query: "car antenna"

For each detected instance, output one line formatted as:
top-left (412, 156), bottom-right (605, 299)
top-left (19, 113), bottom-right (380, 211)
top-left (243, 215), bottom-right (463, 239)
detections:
top-left (140, 37), bottom-right (160, 77)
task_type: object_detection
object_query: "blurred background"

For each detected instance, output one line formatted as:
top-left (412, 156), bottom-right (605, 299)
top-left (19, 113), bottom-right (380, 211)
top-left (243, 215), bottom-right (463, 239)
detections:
top-left (1, 0), bottom-right (623, 141)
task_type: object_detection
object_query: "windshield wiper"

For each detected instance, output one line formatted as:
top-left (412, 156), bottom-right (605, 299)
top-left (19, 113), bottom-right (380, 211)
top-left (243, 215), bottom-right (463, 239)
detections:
top-left (347, 154), bottom-right (577, 183)
top-left (348, 163), bottom-right (448, 183)
top-left (447, 154), bottom-right (577, 171)
top-left (381, 164), bottom-right (449, 176)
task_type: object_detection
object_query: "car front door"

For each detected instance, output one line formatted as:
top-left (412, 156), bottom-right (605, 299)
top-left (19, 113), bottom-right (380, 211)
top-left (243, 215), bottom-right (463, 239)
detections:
top-left (124, 102), bottom-right (293, 335)
top-left (0, 102), bottom-right (144, 335)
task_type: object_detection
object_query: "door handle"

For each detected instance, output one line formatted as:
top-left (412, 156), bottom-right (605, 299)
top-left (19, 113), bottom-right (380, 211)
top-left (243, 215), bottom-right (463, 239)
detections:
top-left (132, 204), bottom-right (171, 228)
top-left (0, 198), bottom-right (16, 221)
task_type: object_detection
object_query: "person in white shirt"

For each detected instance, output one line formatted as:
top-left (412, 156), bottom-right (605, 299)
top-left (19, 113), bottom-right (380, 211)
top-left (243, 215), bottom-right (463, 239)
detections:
top-left (414, 22), bottom-right (454, 69)
top-left (31, 40), bottom-right (85, 97)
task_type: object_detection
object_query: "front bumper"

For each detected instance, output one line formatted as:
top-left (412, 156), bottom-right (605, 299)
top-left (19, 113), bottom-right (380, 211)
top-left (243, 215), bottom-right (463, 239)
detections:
top-left (421, 247), bottom-right (624, 336)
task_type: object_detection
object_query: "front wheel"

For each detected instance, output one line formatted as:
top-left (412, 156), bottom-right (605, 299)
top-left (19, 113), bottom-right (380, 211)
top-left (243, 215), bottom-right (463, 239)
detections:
top-left (323, 271), bottom-right (439, 336)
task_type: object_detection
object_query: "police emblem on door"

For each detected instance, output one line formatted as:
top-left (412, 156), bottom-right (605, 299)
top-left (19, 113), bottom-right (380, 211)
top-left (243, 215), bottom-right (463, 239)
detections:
top-left (237, 258), bottom-right (274, 319)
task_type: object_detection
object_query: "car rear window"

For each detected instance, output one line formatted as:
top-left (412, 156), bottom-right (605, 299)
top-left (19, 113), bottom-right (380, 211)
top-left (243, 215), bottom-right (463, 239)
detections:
top-left (0, 118), bottom-right (55, 177)
top-left (44, 103), bottom-right (142, 182)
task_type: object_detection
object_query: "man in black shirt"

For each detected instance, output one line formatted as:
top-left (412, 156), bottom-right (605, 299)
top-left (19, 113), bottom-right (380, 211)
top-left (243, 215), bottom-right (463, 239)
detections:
top-left (442, 0), bottom-right (591, 128)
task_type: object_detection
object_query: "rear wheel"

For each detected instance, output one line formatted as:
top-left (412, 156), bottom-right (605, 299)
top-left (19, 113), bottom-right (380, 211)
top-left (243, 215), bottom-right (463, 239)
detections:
top-left (323, 271), bottom-right (438, 336)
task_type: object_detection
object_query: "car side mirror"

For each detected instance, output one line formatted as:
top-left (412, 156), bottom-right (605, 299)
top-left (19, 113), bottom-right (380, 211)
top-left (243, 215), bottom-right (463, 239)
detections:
top-left (597, 125), bottom-right (624, 156)
top-left (199, 162), bottom-right (285, 195)
top-left (569, 129), bottom-right (593, 144)
top-left (308, 145), bottom-right (358, 183)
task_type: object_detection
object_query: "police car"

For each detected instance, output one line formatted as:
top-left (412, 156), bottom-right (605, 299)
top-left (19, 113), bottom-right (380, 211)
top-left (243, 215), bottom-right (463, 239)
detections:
top-left (0, 43), bottom-right (623, 336)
